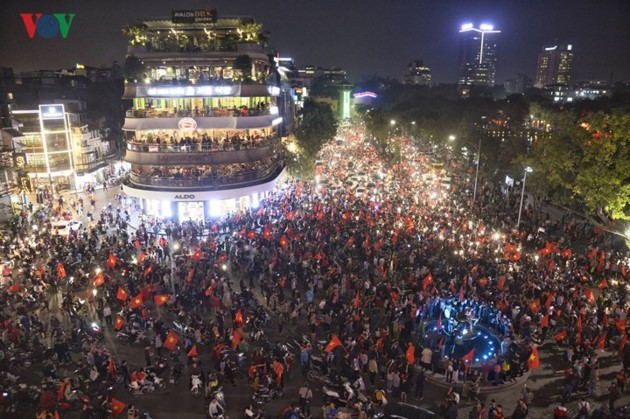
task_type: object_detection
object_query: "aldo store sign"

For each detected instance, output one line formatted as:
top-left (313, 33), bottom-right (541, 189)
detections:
top-left (20, 13), bottom-right (76, 39)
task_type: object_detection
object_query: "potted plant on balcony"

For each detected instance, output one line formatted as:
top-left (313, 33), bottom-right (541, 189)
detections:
top-left (124, 55), bottom-right (146, 83)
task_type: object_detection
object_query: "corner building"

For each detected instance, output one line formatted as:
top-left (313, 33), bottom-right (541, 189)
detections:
top-left (121, 14), bottom-right (287, 221)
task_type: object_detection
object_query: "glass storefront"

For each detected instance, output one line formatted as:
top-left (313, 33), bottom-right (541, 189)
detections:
top-left (178, 201), bottom-right (205, 222)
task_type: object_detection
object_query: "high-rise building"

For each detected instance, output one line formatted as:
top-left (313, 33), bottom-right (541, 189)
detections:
top-left (404, 61), bottom-right (432, 86)
top-left (535, 44), bottom-right (573, 88)
top-left (121, 12), bottom-right (288, 220)
top-left (458, 23), bottom-right (501, 87)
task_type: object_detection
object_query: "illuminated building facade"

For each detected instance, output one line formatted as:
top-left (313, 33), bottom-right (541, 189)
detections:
top-left (458, 23), bottom-right (501, 88)
top-left (121, 12), bottom-right (287, 221)
top-left (535, 44), bottom-right (573, 88)
top-left (405, 60), bottom-right (432, 86)
top-left (7, 101), bottom-right (115, 193)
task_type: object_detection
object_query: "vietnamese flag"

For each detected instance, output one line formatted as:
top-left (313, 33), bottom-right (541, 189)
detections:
top-left (540, 314), bottom-right (550, 328)
top-left (130, 293), bottom-right (143, 309)
top-left (239, 227), bottom-right (247, 236)
top-left (614, 318), bottom-right (627, 333)
top-left (405, 343), bottom-right (415, 364)
top-left (461, 348), bottom-right (475, 369)
top-left (353, 290), bottom-right (360, 310)
top-left (137, 252), bottom-right (145, 264)
top-left (561, 248), bottom-right (573, 259)
top-left (133, 239), bottom-right (141, 248)
top-left (116, 287), bottom-right (128, 301)
top-left (422, 273), bottom-right (433, 291)
top-left (234, 310), bottom-right (243, 327)
top-left (256, 207), bottom-right (264, 216)
top-left (144, 265), bottom-right (153, 276)
top-left (528, 299), bottom-right (541, 314)
top-left (111, 398), bottom-right (126, 417)
top-left (107, 254), bottom-right (117, 269)
top-left (325, 335), bottom-right (343, 352)
top-left (187, 344), bottom-right (198, 358)
top-left (545, 294), bottom-right (554, 309)
top-left (584, 288), bottom-right (595, 305)
top-left (597, 332), bottom-right (607, 350)
top-left (114, 315), bottom-right (124, 331)
top-left (93, 273), bottom-right (105, 287)
top-left (554, 330), bottom-right (568, 341)
top-left (279, 235), bottom-right (289, 248)
top-left (191, 249), bottom-right (203, 260)
top-left (164, 330), bottom-right (179, 351)
top-left (620, 334), bottom-right (629, 354)
top-left (528, 346), bottom-right (541, 369)
top-left (7, 283), bottom-right (20, 294)
top-left (599, 278), bottom-right (609, 289)
top-left (231, 329), bottom-right (243, 349)
top-left (108, 358), bottom-right (117, 377)
top-left (57, 262), bottom-right (66, 279)
top-left (205, 284), bottom-right (215, 296)
top-left (478, 277), bottom-right (489, 288)
top-left (154, 294), bottom-right (170, 306)
top-left (247, 230), bottom-right (257, 240)
top-left (576, 315), bottom-right (583, 332)
top-left (497, 276), bottom-right (506, 290)
top-left (262, 226), bottom-right (272, 241)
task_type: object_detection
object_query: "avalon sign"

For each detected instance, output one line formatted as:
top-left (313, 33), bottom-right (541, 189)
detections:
top-left (174, 195), bottom-right (196, 200)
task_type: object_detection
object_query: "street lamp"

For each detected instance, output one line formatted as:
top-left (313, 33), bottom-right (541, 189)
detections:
top-left (448, 135), bottom-right (456, 141)
top-left (517, 166), bottom-right (533, 228)
top-left (390, 120), bottom-right (396, 126)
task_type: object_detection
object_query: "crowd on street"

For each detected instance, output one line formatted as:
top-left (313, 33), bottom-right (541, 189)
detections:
top-left (1, 125), bottom-right (630, 419)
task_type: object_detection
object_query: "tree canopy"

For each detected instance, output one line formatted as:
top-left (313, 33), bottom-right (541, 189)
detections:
top-left (295, 99), bottom-right (337, 161)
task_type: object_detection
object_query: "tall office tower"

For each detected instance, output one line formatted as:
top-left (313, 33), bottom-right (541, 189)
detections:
top-left (458, 23), bottom-right (501, 87)
top-left (535, 43), bottom-right (574, 88)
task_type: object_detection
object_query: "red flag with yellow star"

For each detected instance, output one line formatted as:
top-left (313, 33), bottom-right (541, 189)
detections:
top-left (154, 294), bottom-right (170, 306)
top-left (93, 273), bottom-right (104, 286)
top-left (107, 254), bottom-right (117, 269)
top-left (187, 344), bottom-right (198, 358)
top-left (164, 330), bottom-right (179, 351)
top-left (114, 315), bottom-right (124, 331)
top-left (111, 398), bottom-right (126, 417)
top-left (130, 293), bottom-right (143, 309)
top-left (116, 287), bottom-right (128, 301)
top-left (56, 262), bottom-right (66, 279)
top-left (528, 346), bottom-right (540, 369)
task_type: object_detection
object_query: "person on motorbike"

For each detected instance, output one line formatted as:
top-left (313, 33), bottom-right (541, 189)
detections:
top-left (208, 396), bottom-right (225, 418)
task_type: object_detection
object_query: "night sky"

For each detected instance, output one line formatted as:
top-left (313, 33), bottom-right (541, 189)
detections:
top-left (2, 0), bottom-right (629, 84)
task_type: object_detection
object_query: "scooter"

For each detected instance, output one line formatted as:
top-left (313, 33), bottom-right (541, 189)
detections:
top-left (252, 386), bottom-right (283, 405)
top-left (191, 374), bottom-right (203, 397)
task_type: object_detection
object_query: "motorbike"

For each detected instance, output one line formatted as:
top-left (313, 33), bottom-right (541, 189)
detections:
top-left (191, 374), bottom-right (203, 397)
top-left (129, 380), bottom-right (155, 398)
top-left (252, 385), bottom-right (283, 405)
top-left (322, 381), bottom-right (368, 407)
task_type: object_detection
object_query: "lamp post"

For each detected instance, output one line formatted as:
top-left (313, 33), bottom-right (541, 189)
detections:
top-left (517, 166), bottom-right (533, 228)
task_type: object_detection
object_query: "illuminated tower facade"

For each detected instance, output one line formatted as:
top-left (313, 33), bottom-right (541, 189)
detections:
top-left (535, 44), bottom-right (573, 88)
top-left (458, 23), bottom-right (501, 87)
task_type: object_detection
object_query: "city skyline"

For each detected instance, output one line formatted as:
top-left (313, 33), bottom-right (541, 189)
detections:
top-left (1, 0), bottom-right (629, 84)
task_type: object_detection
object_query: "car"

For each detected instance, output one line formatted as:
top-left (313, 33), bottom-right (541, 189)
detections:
top-left (376, 402), bottom-right (437, 419)
top-left (52, 220), bottom-right (84, 236)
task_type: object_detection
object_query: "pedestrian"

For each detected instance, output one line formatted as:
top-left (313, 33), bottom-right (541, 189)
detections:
top-left (616, 369), bottom-right (627, 393)
top-left (103, 303), bottom-right (112, 326)
top-left (415, 368), bottom-right (425, 400)
top-left (608, 382), bottom-right (621, 412)
top-left (144, 346), bottom-right (152, 367)
top-left (510, 399), bottom-right (528, 419)
top-left (298, 383), bottom-right (313, 418)
top-left (155, 333), bottom-right (163, 356)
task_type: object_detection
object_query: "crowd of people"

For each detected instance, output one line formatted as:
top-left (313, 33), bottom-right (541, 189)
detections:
top-left (1, 124), bottom-right (630, 419)
top-left (127, 132), bottom-right (277, 153)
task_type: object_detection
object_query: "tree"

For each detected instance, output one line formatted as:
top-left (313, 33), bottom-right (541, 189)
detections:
top-left (233, 55), bottom-right (252, 81)
top-left (295, 99), bottom-right (337, 161)
top-left (527, 110), bottom-right (630, 239)
top-left (124, 55), bottom-right (146, 82)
